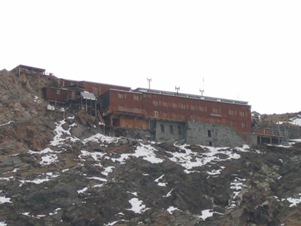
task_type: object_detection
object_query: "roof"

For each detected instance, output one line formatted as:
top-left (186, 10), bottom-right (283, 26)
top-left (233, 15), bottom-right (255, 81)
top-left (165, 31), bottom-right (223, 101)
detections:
top-left (80, 91), bottom-right (96, 100)
top-left (135, 88), bottom-right (249, 106)
top-left (12, 65), bottom-right (46, 73)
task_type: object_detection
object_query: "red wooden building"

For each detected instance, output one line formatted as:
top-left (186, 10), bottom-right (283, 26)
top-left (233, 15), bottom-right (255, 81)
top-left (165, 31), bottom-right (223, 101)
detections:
top-left (100, 87), bottom-right (253, 145)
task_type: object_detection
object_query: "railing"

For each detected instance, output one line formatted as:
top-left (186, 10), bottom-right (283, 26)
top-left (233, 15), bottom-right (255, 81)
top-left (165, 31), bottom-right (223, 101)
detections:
top-left (256, 128), bottom-right (283, 137)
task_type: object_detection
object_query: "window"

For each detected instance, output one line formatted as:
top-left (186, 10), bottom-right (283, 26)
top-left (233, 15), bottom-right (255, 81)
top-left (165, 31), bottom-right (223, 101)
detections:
top-left (199, 106), bottom-right (205, 112)
top-left (160, 124), bottom-right (165, 133)
top-left (118, 93), bottom-right (124, 99)
top-left (182, 104), bottom-right (186, 110)
top-left (191, 105), bottom-right (195, 110)
top-left (241, 122), bottom-right (246, 129)
top-left (169, 125), bottom-right (174, 134)
top-left (209, 141), bottom-right (213, 146)
top-left (56, 90), bottom-right (60, 95)
top-left (239, 111), bottom-right (245, 117)
top-left (133, 95), bottom-right (140, 101)
top-left (154, 111), bottom-right (159, 117)
top-left (153, 100), bottom-right (159, 106)
top-left (134, 107), bottom-right (140, 113)
top-left (178, 126), bottom-right (182, 135)
top-left (212, 107), bottom-right (219, 114)
top-left (118, 105), bottom-right (124, 110)
top-left (208, 130), bottom-right (212, 137)
top-left (172, 103), bottom-right (177, 108)
top-left (228, 110), bottom-right (234, 115)
top-left (93, 87), bottom-right (98, 95)
top-left (163, 113), bottom-right (168, 118)
top-left (163, 101), bottom-right (168, 107)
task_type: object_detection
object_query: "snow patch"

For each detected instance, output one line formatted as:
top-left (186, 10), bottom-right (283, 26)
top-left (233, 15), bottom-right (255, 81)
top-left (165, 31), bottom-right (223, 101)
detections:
top-left (167, 206), bottom-right (180, 214)
top-left (19, 172), bottom-right (59, 185)
top-left (168, 144), bottom-right (243, 174)
top-left (0, 195), bottom-right (11, 204)
top-left (127, 198), bottom-right (149, 214)
top-left (198, 209), bottom-right (214, 220)
top-left (82, 133), bottom-right (119, 144)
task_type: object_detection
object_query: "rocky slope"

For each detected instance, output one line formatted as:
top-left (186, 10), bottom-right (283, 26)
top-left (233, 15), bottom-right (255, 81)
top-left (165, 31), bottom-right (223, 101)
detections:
top-left (1, 70), bottom-right (301, 226)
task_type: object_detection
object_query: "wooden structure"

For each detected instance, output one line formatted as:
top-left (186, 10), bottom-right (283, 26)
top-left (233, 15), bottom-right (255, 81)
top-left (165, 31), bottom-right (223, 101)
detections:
top-left (101, 88), bottom-right (252, 138)
top-left (256, 128), bottom-right (284, 144)
top-left (11, 65), bottom-right (45, 76)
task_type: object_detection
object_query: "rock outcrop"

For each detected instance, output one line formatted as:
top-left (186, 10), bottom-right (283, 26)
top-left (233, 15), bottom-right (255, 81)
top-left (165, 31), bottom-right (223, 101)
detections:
top-left (1, 70), bottom-right (301, 226)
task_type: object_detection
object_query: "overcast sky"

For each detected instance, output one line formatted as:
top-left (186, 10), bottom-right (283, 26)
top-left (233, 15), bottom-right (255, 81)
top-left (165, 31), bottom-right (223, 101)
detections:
top-left (1, 1), bottom-right (300, 114)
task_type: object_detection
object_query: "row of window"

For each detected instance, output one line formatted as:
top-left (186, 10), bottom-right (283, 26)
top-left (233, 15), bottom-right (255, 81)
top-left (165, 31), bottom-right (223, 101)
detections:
top-left (117, 92), bottom-right (248, 117)
top-left (160, 124), bottom-right (182, 134)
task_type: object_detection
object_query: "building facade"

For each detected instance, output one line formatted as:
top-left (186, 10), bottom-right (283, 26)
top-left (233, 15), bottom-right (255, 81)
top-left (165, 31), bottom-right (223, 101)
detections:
top-left (100, 88), bottom-right (255, 146)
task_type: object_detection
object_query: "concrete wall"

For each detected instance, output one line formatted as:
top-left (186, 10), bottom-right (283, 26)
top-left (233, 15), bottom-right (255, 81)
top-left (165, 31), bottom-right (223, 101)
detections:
top-left (186, 121), bottom-right (248, 147)
top-left (155, 120), bottom-right (186, 143)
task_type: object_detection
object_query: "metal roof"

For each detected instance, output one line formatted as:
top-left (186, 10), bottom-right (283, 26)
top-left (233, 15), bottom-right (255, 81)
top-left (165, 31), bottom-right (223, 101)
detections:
top-left (80, 91), bottom-right (96, 100)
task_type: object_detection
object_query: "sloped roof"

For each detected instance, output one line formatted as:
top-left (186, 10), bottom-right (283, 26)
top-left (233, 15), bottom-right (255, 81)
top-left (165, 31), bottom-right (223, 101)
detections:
top-left (80, 91), bottom-right (96, 100)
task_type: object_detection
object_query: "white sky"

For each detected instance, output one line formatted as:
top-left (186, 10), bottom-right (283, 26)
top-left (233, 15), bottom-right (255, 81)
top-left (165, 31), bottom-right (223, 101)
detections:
top-left (1, 0), bottom-right (300, 114)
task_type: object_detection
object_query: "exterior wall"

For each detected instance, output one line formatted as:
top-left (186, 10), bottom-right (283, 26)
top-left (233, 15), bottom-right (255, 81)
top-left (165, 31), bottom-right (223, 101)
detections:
top-left (59, 79), bottom-right (130, 97)
top-left (186, 121), bottom-right (246, 147)
top-left (102, 90), bottom-right (144, 116)
top-left (100, 88), bottom-right (253, 146)
top-left (12, 65), bottom-right (45, 76)
top-left (119, 116), bottom-right (148, 129)
top-left (154, 120), bottom-right (186, 143)
top-left (44, 87), bottom-right (70, 103)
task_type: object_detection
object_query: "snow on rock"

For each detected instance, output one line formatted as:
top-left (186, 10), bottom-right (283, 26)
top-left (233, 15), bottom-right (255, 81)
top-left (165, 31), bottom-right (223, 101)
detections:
top-left (49, 208), bottom-right (62, 216)
top-left (77, 187), bottom-right (88, 194)
top-left (79, 150), bottom-right (106, 162)
top-left (198, 209), bottom-right (215, 220)
top-left (19, 172), bottom-right (59, 186)
top-left (50, 119), bottom-right (79, 146)
top-left (0, 222), bottom-right (7, 226)
top-left (127, 198), bottom-right (149, 214)
top-left (40, 153), bottom-right (58, 165)
top-left (111, 143), bottom-right (164, 164)
top-left (168, 144), bottom-right (244, 174)
top-left (282, 194), bottom-right (301, 207)
top-left (154, 174), bottom-right (167, 187)
top-left (82, 133), bottom-right (119, 144)
top-left (134, 144), bottom-right (164, 164)
top-left (0, 121), bottom-right (14, 127)
top-left (0, 195), bottom-right (11, 204)
top-left (229, 177), bottom-right (246, 208)
top-left (167, 206), bottom-right (180, 214)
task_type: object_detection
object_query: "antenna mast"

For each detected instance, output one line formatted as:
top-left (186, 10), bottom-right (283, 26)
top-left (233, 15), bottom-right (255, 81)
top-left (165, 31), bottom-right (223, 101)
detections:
top-left (147, 78), bottom-right (152, 90)
top-left (199, 77), bottom-right (205, 96)
top-left (175, 86), bottom-right (180, 95)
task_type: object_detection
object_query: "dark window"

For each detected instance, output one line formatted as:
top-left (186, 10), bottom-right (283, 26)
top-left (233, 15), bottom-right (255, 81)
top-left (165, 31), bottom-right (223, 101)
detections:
top-left (160, 124), bottom-right (165, 133)
top-left (169, 125), bottom-right (174, 134)
top-left (178, 126), bottom-right (182, 135)
top-left (209, 141), bottom-right (213, 146)
top-left (208, 130), bottom-right (211, 137)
